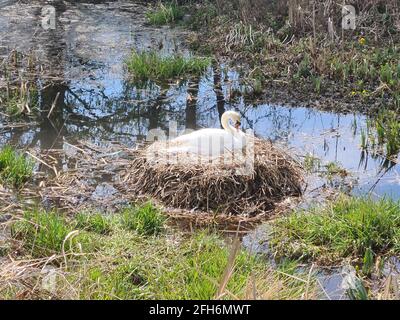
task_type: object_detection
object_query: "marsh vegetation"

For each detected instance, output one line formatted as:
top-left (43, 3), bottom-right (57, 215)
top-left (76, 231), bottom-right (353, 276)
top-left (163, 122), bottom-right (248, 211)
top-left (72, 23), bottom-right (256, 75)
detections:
top-left (1, 0), bottom-right (400, 300)
top-left (2, 202), bottom-right (315, 300)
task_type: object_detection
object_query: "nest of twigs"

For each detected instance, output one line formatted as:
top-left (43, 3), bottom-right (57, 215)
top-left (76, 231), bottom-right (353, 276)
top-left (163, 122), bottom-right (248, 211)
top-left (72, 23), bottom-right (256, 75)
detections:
top-left (126, 138), bottom-right (304, 216)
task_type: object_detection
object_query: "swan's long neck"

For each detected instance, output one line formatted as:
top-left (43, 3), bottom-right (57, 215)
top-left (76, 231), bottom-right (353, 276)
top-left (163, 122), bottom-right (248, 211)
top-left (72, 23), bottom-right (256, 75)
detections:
top-left (221, 112), bottom-right (236, 135)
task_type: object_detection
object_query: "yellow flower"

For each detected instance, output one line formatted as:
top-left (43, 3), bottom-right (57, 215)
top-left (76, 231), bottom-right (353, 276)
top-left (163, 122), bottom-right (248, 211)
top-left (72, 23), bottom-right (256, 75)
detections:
top-left (358, 37), bottom-right (366, 45)
top-left (351, 91), bottom-right (357, 96)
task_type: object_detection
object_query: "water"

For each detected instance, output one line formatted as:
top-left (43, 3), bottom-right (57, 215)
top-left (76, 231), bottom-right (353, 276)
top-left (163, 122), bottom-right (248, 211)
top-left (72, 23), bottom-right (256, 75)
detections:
top-left (1, 0), bottom-right (398, 199)
top-left (1, 0), bottom-right (400, 299)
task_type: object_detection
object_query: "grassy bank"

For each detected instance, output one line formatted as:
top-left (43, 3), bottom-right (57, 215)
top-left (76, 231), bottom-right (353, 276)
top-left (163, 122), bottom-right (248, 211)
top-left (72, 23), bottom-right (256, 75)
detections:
top-left (168, 0), bottom-right (400, 112)
top-left (269, 196), bottom-right (400, 266)
top-left (1, 202), bottom-right (315, 300)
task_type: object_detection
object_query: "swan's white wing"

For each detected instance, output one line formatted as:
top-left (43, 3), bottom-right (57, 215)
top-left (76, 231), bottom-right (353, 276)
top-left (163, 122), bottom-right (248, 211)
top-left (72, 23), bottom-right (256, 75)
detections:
top-left (147, 128), bottom-right (247, 160)
top-left (172, 129), bottom-right (245, 155)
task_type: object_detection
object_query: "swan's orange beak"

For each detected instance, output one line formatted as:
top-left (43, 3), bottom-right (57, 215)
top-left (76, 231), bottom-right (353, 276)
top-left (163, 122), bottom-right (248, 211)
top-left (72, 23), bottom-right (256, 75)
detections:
top-left (234, 121), bottom-right (241, 130)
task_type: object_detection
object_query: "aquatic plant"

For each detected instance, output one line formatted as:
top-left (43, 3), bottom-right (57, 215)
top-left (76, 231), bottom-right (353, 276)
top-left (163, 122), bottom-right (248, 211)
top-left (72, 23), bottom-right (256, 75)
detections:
top-left (363, 110), bottom-right (400, 158)
top-left (0, 146), bottom-right (34, 188)
top-left (360, 128), bottom-right (368, 150)
top-left (270, 196), bottom-right (400, 264)
top-left (120, 202), bottom-right (166, 236)
top-left (0, 50), bottom-right (40, 117)
top-left (324, 161), bottom-right (348, 180)
top-left (126, 50), bottom-right (211, 82)
top-left (146, 1), bottom-right (184, 26)
top-left (0, 83), bottom-right (39, 117)
top-left (303, 153), bottom-right (320, 173)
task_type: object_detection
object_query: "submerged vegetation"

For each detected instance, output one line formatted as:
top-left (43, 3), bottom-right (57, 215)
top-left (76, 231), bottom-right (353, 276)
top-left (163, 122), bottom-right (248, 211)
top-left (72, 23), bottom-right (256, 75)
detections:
top-left (270, 196), bottom-right (400, 265)
top-left (126, 50), bottom-right (211, 82)
top-left (303, 154), bottom-right (348, 181)
top-left (0, 146), bottom-right (33, 188)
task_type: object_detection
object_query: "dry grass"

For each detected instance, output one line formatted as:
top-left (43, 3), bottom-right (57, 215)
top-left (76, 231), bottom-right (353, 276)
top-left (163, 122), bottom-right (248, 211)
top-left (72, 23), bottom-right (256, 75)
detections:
top-left (126, 138), bottom-right (304, 216)
top-left (0, 228), bottom-right (317, 300)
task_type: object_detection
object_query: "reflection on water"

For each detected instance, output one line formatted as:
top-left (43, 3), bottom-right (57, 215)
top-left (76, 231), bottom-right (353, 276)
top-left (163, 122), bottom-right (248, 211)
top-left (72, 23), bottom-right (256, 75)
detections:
top-left (1, 0), bottom-right (400, 301)
top-left (0, 0), bottom-right (400, 200)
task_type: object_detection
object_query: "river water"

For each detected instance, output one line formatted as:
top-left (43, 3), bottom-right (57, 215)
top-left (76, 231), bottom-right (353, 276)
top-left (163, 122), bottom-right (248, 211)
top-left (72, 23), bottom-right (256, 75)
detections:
top-left (1, 0), bottom-right (399, 300)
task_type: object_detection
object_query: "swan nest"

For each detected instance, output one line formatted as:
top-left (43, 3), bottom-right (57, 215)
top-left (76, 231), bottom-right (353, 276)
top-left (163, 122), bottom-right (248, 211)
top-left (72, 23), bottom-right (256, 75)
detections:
top-left (128, 137), bottom-right (304, 216)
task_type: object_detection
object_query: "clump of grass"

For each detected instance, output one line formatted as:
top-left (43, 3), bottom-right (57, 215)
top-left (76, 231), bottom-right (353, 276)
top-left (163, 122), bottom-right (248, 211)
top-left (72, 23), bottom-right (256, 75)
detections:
top-left (120, 202), bottom-right (166, 236)
top-left (11, 209), bottom-right (84, 258)
top-left (270, 196), bottom-right (400, 264)
top-left (243, 71), bottom-right (265, 97)
top-left (146, 1), bottom-right (184, 26)
top-left (75, 212), bottom-right (112, 235)
top-left (311, 75), bottom-right (322, 94)
top-left (126, 50), bottom-right (211, 82)
top-left (295, 53), bottom-right (312, 79)
top-left (0, 146), bottom-right (34, 188)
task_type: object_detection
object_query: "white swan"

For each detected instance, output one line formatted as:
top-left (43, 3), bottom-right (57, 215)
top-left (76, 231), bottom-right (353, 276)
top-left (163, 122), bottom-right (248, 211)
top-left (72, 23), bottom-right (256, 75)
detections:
top-left (147, 110), bottom-right (246, 161)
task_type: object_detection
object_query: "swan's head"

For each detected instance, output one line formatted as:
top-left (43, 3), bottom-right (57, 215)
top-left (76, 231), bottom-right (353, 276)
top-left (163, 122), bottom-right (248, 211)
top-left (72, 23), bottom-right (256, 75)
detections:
top-left (221, 110), bottom-right (241, 134)
top-left (229, 111), bottom-right (242, 129)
